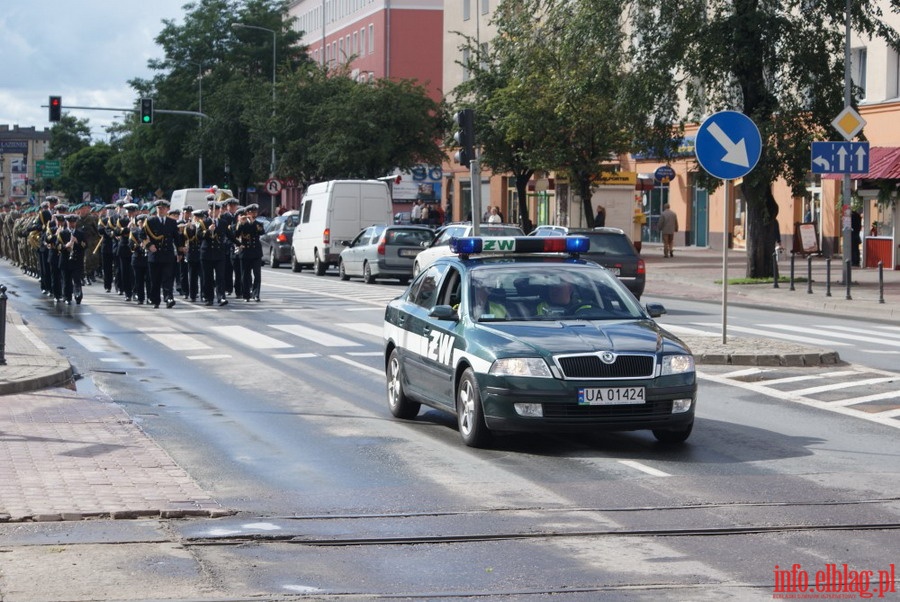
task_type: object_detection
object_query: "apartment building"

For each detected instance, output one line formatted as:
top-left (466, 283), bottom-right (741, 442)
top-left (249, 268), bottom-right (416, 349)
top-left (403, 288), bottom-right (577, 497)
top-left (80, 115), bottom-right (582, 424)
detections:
top-left (0, 125), bottom-right (51, 204)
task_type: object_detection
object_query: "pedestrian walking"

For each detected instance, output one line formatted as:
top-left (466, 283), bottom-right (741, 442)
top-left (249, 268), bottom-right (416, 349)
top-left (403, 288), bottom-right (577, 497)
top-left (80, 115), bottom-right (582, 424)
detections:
top-left (658, 203), bottom-right (679, 258)
top-left (594, 204), bottom-right (606, 228)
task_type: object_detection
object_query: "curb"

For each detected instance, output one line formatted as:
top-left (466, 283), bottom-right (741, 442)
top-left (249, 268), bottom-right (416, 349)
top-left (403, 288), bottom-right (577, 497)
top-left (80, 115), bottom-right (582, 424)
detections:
top-left (0, 310), bottom-right (75, 396)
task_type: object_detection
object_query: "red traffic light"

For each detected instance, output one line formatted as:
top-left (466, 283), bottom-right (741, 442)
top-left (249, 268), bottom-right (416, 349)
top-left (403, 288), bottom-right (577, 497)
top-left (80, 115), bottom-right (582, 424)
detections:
top-left (49, 96), bottom-right (62, 122)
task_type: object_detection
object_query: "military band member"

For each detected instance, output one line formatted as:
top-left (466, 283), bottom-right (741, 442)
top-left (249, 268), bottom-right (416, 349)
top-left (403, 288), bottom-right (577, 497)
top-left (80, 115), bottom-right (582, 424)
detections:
top-left (47, 209), bottom-right (68, 303)
top-left (199, 199), bottom-right (228, 306)
top-left (218, 193), bottom-right (240, 298)
top-left (236, 204), bottom-right (264, 302)
top-left (28, 199), bottom-right (55, 295)
top-left (97, 204), bottom-right (118, 292)
top-left (59, 214), bottom-right (87, 305)
top-left (182, 206), bottom-right (202, 302)
top-left (130, 215), bottom-right (149, 305)
top-left (116, 202), bottom-right (139, 301)
top-left (143, 200), bottom-right (182, 309)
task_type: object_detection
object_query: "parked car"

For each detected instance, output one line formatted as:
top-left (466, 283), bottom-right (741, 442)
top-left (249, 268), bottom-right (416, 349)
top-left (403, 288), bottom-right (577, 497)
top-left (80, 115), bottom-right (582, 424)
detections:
top-left (413, 222), bottom-right (525, 276)
top-left (260, 210), bottom-right (300, 268)
top-left (339, 225), bottom-right (435, 284)
top-left (531, 226), bottom-right (645, 299)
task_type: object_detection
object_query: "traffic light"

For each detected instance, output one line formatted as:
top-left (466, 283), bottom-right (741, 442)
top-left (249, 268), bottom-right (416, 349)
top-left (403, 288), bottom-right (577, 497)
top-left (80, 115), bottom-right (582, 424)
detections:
top-left (49, 96), bottom-right (62, 122)
top-left (453, 108), bottom-right (475, 165)
top-left (140, 98), bottom-right (154, 124)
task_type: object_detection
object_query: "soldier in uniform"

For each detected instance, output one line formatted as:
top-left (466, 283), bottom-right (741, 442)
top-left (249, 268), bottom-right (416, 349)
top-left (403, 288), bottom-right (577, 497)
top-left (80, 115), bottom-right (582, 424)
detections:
top-left (200, 199), bottom-right (228, 306)
top-left (96, 204), bottom-right (117, 292)
top-left (142, 200), bottom-right (182, 308)
top-left (59, 214), bottom-right (87, 305)
top-left (235, 204), bottom-right (265, 302)
top-left (116, 202), bottom-right (139, 301)
top-left (129, 214), bottom-right (149, 305)
top-left (217, 192), bottom-right (240, 299)
top-left (47, 207), bottom-right (68, 302)
top-left (29, 199), bottom-right (55, 294)
top-left (181, 206), bottom-right (202, 301)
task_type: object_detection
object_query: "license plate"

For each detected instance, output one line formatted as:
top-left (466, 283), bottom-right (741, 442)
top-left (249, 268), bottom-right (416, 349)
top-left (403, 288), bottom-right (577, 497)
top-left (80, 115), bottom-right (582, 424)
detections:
top-left (608, 267), bottom-right (621, 276)
top-left (578, 386), bottom-right (645, 405)
top-left (399, 248), bottom-right (419, 258)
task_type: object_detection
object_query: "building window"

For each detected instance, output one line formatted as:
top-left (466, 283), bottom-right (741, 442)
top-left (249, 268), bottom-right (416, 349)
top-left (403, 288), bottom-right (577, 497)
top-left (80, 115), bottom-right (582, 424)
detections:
top-left (890, 48), bottom-right (900, 99)
top-left (352, 31), bottom-right (358, 56)
top-left (852, 47), bottom-right (867, 99)
top-left (368, 24), bottom-right (374, 53)
top-left (463, 0), bottom-right (471, 21)
top-left (481, 0), bottom-right (489, 15)
top-left (462, 48), bottom-right (471, 82)
top-left (360, 28), bottom-right (366, 55)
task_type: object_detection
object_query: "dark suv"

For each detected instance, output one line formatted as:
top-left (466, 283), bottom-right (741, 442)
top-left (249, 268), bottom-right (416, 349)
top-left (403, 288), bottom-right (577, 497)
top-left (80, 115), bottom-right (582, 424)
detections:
top-left (530, 226), bottom-right (645, 299)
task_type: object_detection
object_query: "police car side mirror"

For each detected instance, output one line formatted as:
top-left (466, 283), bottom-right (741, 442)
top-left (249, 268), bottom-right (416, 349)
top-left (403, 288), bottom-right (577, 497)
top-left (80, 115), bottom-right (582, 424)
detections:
top-left (430, 305), bottom-right (458, 321)
top-left (645, 302), bottom-right (666, 318)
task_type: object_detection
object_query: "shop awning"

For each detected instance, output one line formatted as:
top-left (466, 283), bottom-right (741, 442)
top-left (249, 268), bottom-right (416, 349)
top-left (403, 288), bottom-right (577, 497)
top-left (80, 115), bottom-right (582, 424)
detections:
top-left (822, 146), bottom-right (900, 180)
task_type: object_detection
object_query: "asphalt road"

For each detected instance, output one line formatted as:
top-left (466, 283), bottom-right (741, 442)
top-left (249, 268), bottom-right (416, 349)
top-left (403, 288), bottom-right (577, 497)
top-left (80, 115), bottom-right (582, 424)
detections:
top-left (1, 265), bottom-right (898, 600)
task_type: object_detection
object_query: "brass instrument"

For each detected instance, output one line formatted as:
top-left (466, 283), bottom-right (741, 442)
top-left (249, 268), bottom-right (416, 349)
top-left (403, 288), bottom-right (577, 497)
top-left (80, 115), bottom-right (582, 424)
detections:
top-left (27, 229), bottom-right (41, 249)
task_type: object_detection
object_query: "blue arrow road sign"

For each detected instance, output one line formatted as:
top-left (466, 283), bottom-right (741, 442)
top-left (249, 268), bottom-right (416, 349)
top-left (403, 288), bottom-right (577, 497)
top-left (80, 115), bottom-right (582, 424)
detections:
top-left (695, 111), bottom-right (763, 180)
top-left (810, 141), bottom-right (869, 174)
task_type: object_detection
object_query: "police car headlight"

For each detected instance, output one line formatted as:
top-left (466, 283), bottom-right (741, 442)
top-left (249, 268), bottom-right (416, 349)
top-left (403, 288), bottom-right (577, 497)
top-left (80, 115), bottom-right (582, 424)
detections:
top-left (490, 357), bottom-right (553, 378)
top-left (661, 355), bottom-right (695, 375)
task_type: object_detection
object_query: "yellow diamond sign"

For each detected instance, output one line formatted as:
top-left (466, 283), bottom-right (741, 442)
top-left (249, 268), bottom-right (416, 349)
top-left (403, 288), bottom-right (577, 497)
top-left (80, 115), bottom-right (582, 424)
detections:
top-left (832, 106), bottom-right (866, 141)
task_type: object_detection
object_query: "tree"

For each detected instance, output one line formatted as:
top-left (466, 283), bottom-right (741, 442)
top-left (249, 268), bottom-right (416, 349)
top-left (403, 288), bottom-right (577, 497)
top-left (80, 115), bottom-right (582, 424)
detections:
top-left (60, 144), bottom-right (120, 203)
top-left (630, 0), bottom-right (900, 277)
top-left (453, 0), bottom-right (651, 228)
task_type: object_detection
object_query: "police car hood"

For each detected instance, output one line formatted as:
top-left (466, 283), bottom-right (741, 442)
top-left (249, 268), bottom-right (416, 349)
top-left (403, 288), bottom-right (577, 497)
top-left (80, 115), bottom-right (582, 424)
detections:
top-left (478, 320), bottom-right (687, 355)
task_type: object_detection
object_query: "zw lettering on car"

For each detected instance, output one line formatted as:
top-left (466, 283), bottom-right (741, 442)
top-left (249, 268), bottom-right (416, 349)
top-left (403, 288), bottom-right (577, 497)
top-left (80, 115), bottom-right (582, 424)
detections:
top-left (427, 331), bottom-right (454, 366)
top-left (481, 238), bottom-right (516, 251)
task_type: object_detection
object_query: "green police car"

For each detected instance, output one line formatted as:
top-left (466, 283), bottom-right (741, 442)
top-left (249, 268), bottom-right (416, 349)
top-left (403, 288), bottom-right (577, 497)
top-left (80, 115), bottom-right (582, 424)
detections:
top-left (383, 236), bottom-right (697, 448)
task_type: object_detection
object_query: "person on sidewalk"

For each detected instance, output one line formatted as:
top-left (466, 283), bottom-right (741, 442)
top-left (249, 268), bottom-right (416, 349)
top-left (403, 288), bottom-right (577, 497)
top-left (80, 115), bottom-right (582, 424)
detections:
top-left (594, 204), bottom-right (606, 228)
top-left (658, 203), bottom-right (679, 258)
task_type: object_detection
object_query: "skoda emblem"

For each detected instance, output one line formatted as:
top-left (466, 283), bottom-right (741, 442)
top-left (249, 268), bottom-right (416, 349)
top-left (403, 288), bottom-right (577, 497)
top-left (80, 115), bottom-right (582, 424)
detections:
top-left (600, 351), bottom-right (616, 364)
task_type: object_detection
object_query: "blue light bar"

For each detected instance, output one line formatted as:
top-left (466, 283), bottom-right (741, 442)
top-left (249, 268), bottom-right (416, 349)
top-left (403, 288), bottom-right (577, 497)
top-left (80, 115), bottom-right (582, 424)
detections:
top-left (451, 236), bottom-right (590, 256)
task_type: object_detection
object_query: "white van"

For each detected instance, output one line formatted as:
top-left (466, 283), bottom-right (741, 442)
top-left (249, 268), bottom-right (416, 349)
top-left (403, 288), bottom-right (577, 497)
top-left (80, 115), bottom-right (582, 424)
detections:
top-left (290, 180), bottom-right (394, 275)
top-left (169, 188), bottom-right (233, 212)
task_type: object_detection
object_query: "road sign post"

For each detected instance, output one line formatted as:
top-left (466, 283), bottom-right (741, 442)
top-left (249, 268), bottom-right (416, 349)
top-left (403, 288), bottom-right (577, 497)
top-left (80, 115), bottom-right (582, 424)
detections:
top-left (695, 111), bottom-right (763, 344)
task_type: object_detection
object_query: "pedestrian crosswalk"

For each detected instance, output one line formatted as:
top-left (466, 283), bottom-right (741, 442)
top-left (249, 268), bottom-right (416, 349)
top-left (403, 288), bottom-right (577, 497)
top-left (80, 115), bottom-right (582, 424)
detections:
top-left (664, 321), bottom-right (900, 353)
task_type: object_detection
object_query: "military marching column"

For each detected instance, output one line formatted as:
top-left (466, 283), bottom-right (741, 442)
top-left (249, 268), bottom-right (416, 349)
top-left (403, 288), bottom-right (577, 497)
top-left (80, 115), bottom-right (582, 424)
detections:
top-left (0, 189), bottom-right (265, 308)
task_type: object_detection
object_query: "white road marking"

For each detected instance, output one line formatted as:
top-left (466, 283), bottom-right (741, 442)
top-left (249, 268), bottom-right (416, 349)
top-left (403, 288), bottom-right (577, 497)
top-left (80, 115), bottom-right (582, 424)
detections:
top-left (272, 353), bottom-right (318, 359)
top-left (763, 370), bottom-right (858, 386)
top-left (618, 460), bottom-right (671, 477)
top-left (695, 323), bottom-right (851, 347)
top-left (209, 325), bottom-right (293, 349)
top-left (270, 324), bottom-right (361, 347)
top-left (187, 354), bottom-right (233, 360)
top-left (330, 355), bottom-right (384, 376)
top-left (663, 324), bottom-right (720, 337)
top-left (821, 325), bottom-right (900, 340)
top-left (719, 367), bottom-right (765, 379)
top-left (336, 322), bottom-right (384, 338)
top-left (143, 331), bottom-right (211, 351)
top-left (16, 324), bottom-right (52, 353)
top-left (827, 390), bottom-right (900, 407)
top-left (789, 376), bottom-right (896, 396)
top-left (346, 351), bottom-right (383, 357)
top-left (763, 323), bottom-right (900, 348)
top-left (69, 333), bottom-right (117, 353)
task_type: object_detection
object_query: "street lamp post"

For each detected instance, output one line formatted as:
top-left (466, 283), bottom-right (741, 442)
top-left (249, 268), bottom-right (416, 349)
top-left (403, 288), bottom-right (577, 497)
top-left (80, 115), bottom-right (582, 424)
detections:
top-left (231, 22), bottom-right (277, 180)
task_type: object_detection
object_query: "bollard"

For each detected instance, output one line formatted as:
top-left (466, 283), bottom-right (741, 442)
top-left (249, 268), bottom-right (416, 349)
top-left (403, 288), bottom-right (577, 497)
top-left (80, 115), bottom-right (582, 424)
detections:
top-left (0, 284), bottom-right (7, 366)
top-left (879, 261), bottom-right (885, 304)
top-left (773, 251), bottom-right (780, 288)
top-left (789, 254), bottom-right (796, 291)
top-left (807, 256), bottom-right (813, 294)
top-left (845, 259), bottom-right (852, 300)
top-left (825, 258), bottom-right (832, 297)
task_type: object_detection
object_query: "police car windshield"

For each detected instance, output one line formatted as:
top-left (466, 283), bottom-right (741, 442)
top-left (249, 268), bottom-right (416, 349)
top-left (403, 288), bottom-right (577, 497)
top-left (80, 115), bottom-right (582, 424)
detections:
top-left (469, 265), bottom-right (644, 322)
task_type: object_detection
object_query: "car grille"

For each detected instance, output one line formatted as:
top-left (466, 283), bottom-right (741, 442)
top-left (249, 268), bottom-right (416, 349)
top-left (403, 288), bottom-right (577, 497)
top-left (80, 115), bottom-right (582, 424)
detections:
top-left (556, 354), bottom-right (654, 379)
top-left (542, 400), bottom-right (673, 421)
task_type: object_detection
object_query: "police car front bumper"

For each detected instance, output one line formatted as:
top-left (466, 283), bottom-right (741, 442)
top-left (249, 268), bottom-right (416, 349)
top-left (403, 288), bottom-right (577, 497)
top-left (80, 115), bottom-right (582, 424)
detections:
top-left (479, 375), bottom-right (696, 433)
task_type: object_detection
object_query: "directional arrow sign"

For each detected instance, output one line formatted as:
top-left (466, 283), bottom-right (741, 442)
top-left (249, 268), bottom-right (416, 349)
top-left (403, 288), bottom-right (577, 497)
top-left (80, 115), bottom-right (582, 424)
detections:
top-left (695, 111), bottom-right (763, 180)
top-left (810, 141), bottom-right (869, 174)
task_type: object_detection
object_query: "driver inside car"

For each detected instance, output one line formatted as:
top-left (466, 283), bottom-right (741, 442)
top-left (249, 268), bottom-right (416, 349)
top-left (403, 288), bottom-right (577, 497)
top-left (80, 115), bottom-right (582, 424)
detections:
top-left (536, 278), bottom-right (594, 317)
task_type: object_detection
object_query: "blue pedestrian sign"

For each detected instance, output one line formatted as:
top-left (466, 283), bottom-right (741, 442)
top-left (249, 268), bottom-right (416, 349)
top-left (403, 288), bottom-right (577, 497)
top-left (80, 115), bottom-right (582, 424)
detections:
top-left (810, 141), bottom-right (869, 174)
top-left (695, 111), bottom-right (763, 180)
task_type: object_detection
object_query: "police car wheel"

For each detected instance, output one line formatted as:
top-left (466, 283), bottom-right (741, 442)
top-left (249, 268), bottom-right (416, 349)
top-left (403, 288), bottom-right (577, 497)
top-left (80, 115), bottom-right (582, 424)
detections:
top-left (387, 349), bottom-right (420, 419)
top-left (338, 260), bottom-right (349, 281)
top-left (363, 262), bottom-right (375, 284)
top-left (652, 421), bottom-right (693, 444)
top-left (457, 368), bottom-right (491, 448)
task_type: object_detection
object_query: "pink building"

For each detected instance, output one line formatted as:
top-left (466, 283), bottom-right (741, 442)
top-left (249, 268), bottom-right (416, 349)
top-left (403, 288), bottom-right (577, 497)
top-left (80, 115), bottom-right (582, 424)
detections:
top-left (287, 0), bottom-right (443, 101)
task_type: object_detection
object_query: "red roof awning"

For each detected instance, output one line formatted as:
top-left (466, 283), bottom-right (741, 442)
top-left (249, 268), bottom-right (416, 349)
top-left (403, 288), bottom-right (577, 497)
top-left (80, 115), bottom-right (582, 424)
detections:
top-left (822, 146), bottom-right (900, 180)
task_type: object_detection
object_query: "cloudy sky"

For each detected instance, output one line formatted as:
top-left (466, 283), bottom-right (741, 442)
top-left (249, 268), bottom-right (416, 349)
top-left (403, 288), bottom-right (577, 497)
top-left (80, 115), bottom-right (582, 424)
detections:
top-left (0, 0), bottom-right (188, 138)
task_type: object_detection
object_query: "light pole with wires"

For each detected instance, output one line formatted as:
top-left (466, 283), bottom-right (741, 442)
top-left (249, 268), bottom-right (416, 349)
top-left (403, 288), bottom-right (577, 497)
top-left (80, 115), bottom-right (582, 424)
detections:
top-left (231, 22), bottom-right (277, 178)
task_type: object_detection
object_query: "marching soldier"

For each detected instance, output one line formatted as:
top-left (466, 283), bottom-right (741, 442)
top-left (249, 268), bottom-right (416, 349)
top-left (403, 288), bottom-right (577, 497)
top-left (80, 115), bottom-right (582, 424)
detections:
top-left (59, 214), bottom-right (87, 305)
top-left (235, 204), bottom-right (265, 302)
top-left (217, 192), bottom-right (240, 299)
top-left (200, 198), bottom-right (228, 306)
top-left (182, 206), bottom-right (202, 302)
top-left (47, 207), bottom-right (68, 303)
top-left (28, 199), bottom-right (55, 295)
top-left (129, 214), bottom-right (149, 305)
top-left (143, 200), bottom-right (182, 309)
top-left (116, 202), bottom-right (139, 301)
top-left (96, 204), bottom-right (117, 292)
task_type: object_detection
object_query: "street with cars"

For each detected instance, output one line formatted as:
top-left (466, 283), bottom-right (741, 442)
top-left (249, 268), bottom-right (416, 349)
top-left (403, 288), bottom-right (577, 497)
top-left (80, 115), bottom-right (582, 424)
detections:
top-left (0, 240), bottom-right (898, 599)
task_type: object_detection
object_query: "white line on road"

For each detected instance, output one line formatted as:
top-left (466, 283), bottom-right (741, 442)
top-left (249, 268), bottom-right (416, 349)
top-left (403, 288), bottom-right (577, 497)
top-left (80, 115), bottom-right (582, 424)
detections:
top-left (789, 377), bottom-right (897, 396)
top-left (209, 325), bottom-right (293, 349)
top-left (330, 355), bottom-right (384, 376)
top-left (346, 351), bottom-right (384, 357)
top-left (820, 325), bottom-right (900, 341)
top-left (618, 460), bottom-right (671, 477)
top-left (826, 390), bottom-right (900, 407)
top-left (144, 332), bottom-right (211, 351)
top-left (272, 353), bottom-right (318, 359)
top-left (763, 324), bottom-right (900, 348)
top-left (271, 324), bottom-right (362, 347)
top-left (336, 322), bottom-right (384, 339)
top-left (762, 370), bottom-right (858, 386)
top-left (694, 323), bottom-right (851, 347)
top-left (69, 333), bottom-right (117, 353)
top-left (187, 354), bottom-right (232, 360)
top-left (719, 367), bottom-right (765, 379)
